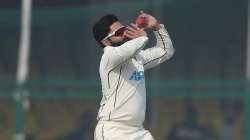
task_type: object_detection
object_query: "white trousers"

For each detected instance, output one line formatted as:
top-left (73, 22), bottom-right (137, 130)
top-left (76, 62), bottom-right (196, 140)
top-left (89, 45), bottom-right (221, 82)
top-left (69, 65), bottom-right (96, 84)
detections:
top-left (94, 121), bottom-right (154, 140)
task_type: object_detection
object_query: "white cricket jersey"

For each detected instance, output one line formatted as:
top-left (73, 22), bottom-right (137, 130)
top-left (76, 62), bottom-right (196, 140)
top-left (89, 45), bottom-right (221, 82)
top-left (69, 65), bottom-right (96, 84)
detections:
top-left (97, 24), bottom-right (175, 126)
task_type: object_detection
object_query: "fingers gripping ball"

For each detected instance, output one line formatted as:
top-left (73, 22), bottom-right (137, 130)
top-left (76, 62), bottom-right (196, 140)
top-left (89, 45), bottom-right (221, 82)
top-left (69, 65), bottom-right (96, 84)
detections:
top-left (136, 17), bottom-right (146, 28)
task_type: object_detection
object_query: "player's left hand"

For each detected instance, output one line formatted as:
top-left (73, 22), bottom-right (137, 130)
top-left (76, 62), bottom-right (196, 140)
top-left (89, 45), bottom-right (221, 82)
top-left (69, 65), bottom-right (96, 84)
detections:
top-left (136, 10), bottom-right (161, 31)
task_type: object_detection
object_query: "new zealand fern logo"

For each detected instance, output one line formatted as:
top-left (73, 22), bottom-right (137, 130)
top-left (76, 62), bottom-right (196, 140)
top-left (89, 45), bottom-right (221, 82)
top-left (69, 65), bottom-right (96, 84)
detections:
top-left (129, 71), bottom-right (144, 81)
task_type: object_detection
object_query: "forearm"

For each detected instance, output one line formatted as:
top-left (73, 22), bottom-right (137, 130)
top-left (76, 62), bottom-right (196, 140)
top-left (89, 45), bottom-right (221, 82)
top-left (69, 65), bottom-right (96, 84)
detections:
top-left (116, 36), bottom-right (149, 58)
top-left (153, 24), bottom-right (174, 51)
top-left (148, 24), bottom-right (175, 63)
top-left (108, 36), bottom-right (149, 70)
top-left (141, 24), bottom-right (175, 69)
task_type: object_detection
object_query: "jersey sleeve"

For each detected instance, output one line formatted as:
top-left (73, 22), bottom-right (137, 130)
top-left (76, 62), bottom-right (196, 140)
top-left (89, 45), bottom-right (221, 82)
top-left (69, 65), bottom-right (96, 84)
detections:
top-left (135, 24), bottom-right (175, 70)
top-left (105, 36), bottom-right (149, 70)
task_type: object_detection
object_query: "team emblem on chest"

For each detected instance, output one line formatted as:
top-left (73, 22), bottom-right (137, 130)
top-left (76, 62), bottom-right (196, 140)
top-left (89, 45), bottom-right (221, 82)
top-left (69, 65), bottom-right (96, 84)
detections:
top-left (129, 70), bottom-right (144, 81)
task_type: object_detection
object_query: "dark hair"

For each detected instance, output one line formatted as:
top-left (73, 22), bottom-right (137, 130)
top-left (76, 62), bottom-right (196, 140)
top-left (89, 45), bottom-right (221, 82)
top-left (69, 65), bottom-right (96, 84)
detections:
top-left (92, 14), bottom-right (119, 47)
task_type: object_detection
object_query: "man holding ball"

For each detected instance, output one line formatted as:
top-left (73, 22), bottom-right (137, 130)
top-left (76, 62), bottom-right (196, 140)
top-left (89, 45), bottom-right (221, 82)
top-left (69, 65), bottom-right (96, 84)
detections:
top-left (92, 11), bottom-right (175, 140)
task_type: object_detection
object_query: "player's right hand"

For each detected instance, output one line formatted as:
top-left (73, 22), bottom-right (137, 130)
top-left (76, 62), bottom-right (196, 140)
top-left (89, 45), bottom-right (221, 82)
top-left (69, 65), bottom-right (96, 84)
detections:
top-left (124, 23), bottom-right (147, 39)
top-left (136, 10), bottom-right (160, 31)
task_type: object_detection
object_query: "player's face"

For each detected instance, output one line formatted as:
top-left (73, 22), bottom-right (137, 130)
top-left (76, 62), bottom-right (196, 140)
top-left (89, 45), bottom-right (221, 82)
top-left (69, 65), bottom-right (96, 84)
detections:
top-left (108, 21), bottom-right (129, 46)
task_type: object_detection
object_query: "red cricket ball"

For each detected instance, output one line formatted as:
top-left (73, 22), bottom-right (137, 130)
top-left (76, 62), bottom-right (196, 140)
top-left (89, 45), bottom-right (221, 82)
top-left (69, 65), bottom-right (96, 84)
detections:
top-left (136, 17), bottom-right (146, 27)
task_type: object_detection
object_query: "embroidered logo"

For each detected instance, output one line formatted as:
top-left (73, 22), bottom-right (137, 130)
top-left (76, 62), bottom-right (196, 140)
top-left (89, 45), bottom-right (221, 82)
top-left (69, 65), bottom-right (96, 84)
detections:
top-left (129, 71), bottom-right (144, 81)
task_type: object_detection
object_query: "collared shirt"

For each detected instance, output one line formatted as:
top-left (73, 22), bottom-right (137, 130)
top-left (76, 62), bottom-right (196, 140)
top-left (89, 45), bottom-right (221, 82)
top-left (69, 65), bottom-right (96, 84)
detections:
top-left (97, 24), bottom-right (175, 126)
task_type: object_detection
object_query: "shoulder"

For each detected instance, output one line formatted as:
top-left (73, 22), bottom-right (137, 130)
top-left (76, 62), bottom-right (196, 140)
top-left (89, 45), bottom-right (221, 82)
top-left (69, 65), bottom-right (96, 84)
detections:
top-left (99, 46), bottom-right (115, 69)
top-left (103, 46), bottom-right (114, 51)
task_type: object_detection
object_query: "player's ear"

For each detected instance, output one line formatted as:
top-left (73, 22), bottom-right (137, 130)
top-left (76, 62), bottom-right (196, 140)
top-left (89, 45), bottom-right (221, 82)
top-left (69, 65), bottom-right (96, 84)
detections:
top-left (101, 39), bottom-right (111, 46)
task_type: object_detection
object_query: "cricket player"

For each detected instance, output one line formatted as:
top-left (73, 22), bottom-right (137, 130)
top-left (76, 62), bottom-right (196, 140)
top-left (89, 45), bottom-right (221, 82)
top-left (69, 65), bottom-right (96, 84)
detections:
top-left (92, 11), bottom-right (175, 140)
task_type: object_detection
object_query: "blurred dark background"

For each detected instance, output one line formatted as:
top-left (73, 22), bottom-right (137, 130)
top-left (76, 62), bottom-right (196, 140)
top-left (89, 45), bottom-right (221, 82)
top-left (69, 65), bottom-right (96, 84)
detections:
top-left (0, 0), bottom-right (248, 140)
